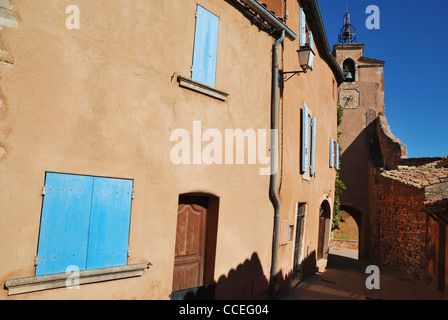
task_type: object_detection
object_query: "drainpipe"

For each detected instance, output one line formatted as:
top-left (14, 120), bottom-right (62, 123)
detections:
top-left (269, 30), bottom-right (285, 299)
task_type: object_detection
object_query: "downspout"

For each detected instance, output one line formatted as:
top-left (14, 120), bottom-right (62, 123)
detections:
top-left (270, 29), bottom-right (285, 299)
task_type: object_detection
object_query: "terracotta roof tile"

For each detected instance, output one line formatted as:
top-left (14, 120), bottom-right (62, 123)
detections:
top-left (380, 157), bottom-right (448, 189)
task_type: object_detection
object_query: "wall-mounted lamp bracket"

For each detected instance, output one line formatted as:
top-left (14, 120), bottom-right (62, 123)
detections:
top-left (281, 69), bottom-right (307, 82)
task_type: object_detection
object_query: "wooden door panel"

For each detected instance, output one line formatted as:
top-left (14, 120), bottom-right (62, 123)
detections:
top-left (173, 262), bottom-right (200, 291)
top-left (172, 203), bottom-right (207, 292)
top-left (317, 218), bottom-right (325, 260)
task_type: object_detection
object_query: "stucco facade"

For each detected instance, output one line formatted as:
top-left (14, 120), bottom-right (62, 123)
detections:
top-left (263, 0), bottom-right (341, 294)
top-left (0, 0), bottom-right (341, 299)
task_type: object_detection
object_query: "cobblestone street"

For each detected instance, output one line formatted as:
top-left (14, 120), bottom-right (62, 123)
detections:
top-left (283, 248), bottom-right (444, 300)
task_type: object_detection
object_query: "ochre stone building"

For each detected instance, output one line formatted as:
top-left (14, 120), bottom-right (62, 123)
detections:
top-left (0, 0), bottom-right (343, 299)
top-left (334, 9), bottom-right (448, 297)
top-left (369, 157), bottom-right (448, 293)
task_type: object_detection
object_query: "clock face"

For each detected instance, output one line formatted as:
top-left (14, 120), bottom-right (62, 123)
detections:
top-left (339, 89), bottom-right (360, 109)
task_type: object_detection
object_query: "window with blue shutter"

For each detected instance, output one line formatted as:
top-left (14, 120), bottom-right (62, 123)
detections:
top-left (330, 138), bottom-right (335, 168)
top-left (299, 8), bottom-right (306, 47)
top-left (310, 117), bottom-right (317, 176)
top-left (308, 31), bottom-right (314, 69)
top-left (36, 173), bottom-right (133, 276)
top-left (192, 5), bottom-right (219, 87)
top-left (335, 142), bottom-right (340, 170)
top-left (301, 105), bottom-right (309, 173)
top-left (36, 173), bottom-right (93, 276)
top-left (86, 177), bottom-right (133, 270)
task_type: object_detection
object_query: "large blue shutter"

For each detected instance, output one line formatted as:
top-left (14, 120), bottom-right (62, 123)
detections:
top-left (299, 8), bottom-right (306, 47)
top-left (36, 173), bottom-right (93, 276)
top-left (86, 177), bottom-right (133, 270)
top-left (330, 138), bottom-right (335, 168)
top-left (301, 105), bottom-right (309, 173)
top-left (310, 116), bottom-right (317, 176)
top-left (192, 5), bottom-right (219, 87)
top-left (36, 173), bottom-right (133, 276)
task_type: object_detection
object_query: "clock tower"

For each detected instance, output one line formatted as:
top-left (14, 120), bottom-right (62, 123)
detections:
top-left (333, 5), bottom-right (387, 260)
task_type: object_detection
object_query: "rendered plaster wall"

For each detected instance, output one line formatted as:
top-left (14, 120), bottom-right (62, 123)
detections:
top-left (0, 0), bottom-right (275, 299)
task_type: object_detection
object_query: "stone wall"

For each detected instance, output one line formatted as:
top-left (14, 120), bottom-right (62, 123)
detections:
top-left (330, 240), bottom-right (359, 251)
top-left (369, 167), bottom-right (437, 283)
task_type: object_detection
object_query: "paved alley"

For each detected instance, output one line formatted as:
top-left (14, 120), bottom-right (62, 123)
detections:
top-left (283, 248), bottom-right (444, 300)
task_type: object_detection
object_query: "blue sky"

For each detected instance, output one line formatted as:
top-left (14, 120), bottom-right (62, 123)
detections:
top-left (318, 0), bottom-right (448, 158)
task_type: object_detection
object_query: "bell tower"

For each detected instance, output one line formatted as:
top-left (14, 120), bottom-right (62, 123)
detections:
top-left (338, 0), bottom-right (357, 45)
top-left (333, 2), bottom-right (387, 260)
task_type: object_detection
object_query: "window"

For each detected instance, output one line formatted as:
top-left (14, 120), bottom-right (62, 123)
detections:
top-left (335, 141), bottom-right (340, 170)
top-left (308, 31), bottom-right (314, 70)
top-left (330, 138), bottom-right (338, 169)
top-left (329, 139), bottom-right (340, 170)
top-left (301, 105), bottom-right (316, 179)
top-left (299, 8), bottom-right (306, 47)
top-left (191, 5), bottom-right (219, 87)
top-left (36, 173), bottom-right (133, 276)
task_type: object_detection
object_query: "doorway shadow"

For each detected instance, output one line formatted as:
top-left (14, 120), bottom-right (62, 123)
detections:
top-left (170, 252), bottom-right (293, 300)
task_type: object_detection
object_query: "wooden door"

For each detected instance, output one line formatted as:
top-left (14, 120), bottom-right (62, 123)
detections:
top-left (172, 201), bottom-right (207, 292)
top-left (293, 205), bottom-right (304, 278)
top-left (317, 216), bottom-right (326, 260)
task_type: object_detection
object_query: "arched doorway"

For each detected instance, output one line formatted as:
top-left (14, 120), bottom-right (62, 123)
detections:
top-left (171, 194), bottom-right (219, 299)
top-left (317, 200), bottom-right (332, 261)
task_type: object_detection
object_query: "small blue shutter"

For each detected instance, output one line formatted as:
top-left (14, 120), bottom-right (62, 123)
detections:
top-left (330, 138), bottom-right (335, 168)
top-left (192, 5), bottom-right (219, 87)
top-left (301, 105), bottom-right (309, 173)
top-left (86, 177), bottom-right (133, 270)
top-left (300, 8), bottom-right (306, 47)
top-left (308, 31), bottom-right (314, 69)
top-left (335, 142), bottom-right (340, 170)
top-left (36, 173), bottom-right (93, 276)
top-left (310, 117), bottom-right (317, 176)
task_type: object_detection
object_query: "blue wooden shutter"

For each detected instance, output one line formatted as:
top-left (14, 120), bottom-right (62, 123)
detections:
top-left (310, 117), bottom-right (317, 176)
top-left (300, 8), bottom-right (306, 47)
top-left (335, 142), bottom-right (340, 170)
top-left (36, 173), bottom-right (93, 276)
top-left (301, 105), bottom-right (309, 173)
top-left (308, 31), bottom-right (314, 69)
top-left (330, 138), bottom-right (335, 168)
top-left (86, 177), bottom-right (133, 270)
top-left (192, 5), bottom-right (219, 87)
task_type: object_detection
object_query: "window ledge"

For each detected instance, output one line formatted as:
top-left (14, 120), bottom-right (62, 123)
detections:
top-left (4, 263), bottom-right (147, 296)
top-left (177, 75), bottom-right (229, 101)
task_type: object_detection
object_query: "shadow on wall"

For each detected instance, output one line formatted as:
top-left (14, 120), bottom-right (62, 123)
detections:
top-left (170, 252), bottom-right (268, 300)
top-left (301, 250), bottom-right (317, 281)
top-left (170, 251), bottom-right (319, 300)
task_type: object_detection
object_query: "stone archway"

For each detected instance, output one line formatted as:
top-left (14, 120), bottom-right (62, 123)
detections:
top-left (331, 210), bottom-right (360, 256)
top-left (340, 204), bottom-right (368, 260)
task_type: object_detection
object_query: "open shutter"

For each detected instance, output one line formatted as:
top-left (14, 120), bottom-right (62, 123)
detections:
top-left (310, 116), bottom-right (317, 176)
top-left (192, 5), bottom-right (219, 87)
top-left (36, 173), bottom-right (93, 276)
top-left (308, 31), bottom-right (314, 69)
top-left (335, 142), bottom-right (340, 170)
top-left (301, 105), bottom-right (309, 173)
top-left (86, 177), bottom-right (133, 270)
top-left (330, 138), bottom-right (335, 168)
top-left (300, 8), bottom-right (306, 47)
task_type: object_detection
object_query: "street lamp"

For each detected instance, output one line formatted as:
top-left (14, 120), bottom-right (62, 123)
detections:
top-left (282, 44), bottom-right (315, 81)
